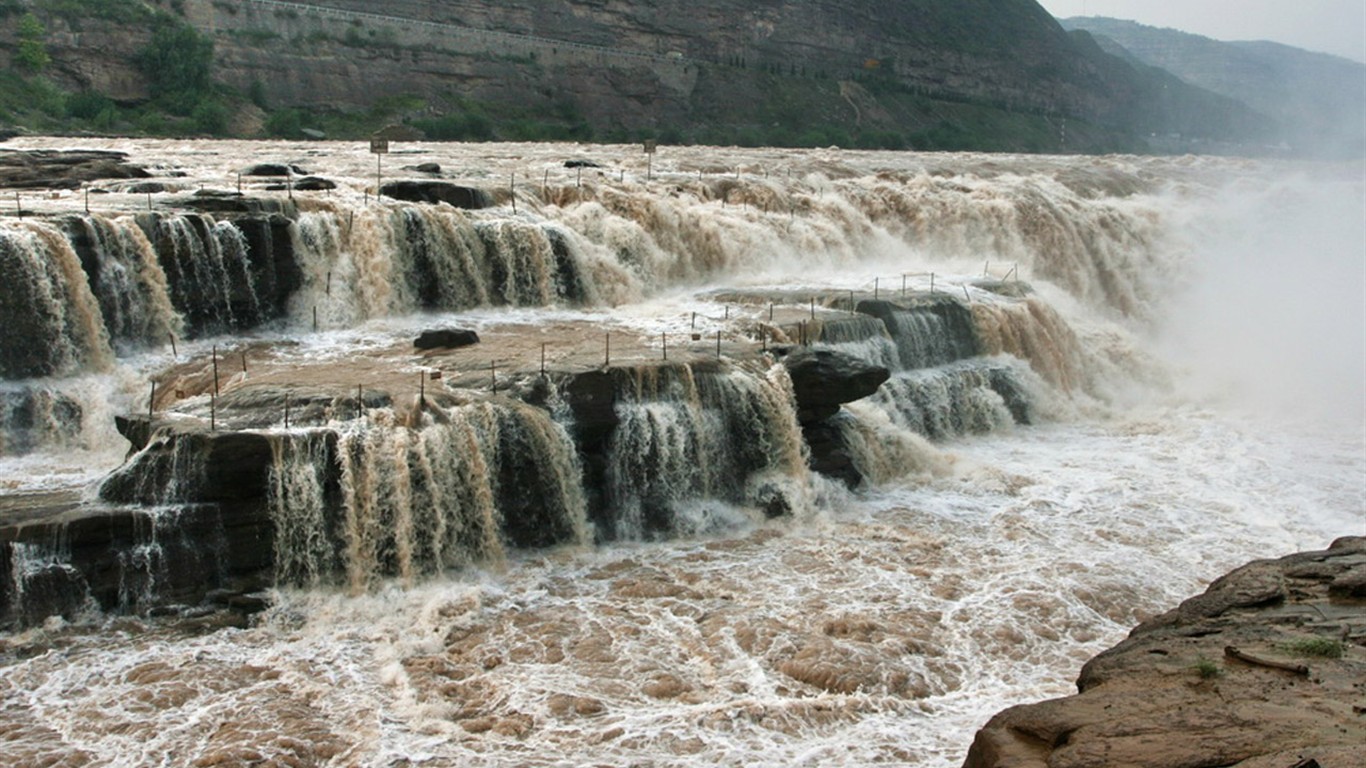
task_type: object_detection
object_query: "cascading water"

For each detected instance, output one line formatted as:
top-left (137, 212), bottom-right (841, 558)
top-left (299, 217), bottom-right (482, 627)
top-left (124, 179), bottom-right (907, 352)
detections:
top-left (0, 386), bottom-right (82, 456)
top-left (290, 203), bottom-right (608, 327)
top-left (0, 139), bottom-right (1359, 768)
top-left (601, 361), bottom-right (811, 540)
top-left (58, 214), bottom-right (180, 352)
top-left (139, 213), bottom-right (263, 336)
top-left (269, 399), bottom-right (589, 591)
top-left (0, 221), bottom-right (112, 379)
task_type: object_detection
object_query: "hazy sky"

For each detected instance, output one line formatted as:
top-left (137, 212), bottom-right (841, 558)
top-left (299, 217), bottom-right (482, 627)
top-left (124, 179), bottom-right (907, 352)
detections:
top-left (1035, 0), bottom-right (1366, 62)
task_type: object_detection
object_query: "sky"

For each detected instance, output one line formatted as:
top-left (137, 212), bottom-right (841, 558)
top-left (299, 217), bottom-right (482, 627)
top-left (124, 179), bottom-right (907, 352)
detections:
top-left (1035, 0), bottom-right (1366, 62)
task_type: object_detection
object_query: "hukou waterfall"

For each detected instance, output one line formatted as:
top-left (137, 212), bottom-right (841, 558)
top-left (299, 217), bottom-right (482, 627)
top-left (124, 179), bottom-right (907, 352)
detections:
top-left (0, 138), bottom-right (1361, 767)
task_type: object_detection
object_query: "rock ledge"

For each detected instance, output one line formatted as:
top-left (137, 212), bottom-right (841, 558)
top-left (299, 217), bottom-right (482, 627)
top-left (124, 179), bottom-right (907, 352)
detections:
top-left (965, 537), bottom-right (1366, 768)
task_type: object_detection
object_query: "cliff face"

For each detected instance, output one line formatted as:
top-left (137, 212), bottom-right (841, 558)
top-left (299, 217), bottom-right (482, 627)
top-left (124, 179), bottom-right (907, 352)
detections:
top-left (964, 537), bottom-right (1366, 768)
top-left (1, 0), bottom-right (1274, 151)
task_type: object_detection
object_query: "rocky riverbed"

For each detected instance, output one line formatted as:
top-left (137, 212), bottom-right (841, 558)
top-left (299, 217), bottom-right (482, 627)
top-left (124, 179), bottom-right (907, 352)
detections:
top-left (965, 537), bottom-right (1366, 768)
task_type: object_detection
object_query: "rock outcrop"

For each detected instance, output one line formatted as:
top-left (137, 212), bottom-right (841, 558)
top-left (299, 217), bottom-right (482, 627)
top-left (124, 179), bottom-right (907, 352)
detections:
top-left (964, 537), bottom-right (1366, 768)
top-left (0, 149), bottom-right (151, 190)
top-left (379, 181), bottom-right (493, 209)
top-left (780, 347), bottom-right (890, 423)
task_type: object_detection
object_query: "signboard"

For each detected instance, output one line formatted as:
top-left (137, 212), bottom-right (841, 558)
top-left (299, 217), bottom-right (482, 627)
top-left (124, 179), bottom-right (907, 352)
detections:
top-left (643, 140), bottom-right (658, 154)
top-left (370, 138), bottom-right (390, 154)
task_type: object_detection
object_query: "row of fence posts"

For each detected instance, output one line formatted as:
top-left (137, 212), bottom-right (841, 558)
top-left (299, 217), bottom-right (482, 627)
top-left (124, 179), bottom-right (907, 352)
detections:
top-left (141, 265), bottom-right (1020, 430)
top-left (12, 160), bottom-right (809, 223)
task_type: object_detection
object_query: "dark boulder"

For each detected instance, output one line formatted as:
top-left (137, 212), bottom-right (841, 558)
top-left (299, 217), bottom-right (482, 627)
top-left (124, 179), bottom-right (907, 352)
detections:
top-left (800, 412), bottom-right (868, 489)
top-left (242, 163), bottom-right (309, 177)
top-left (380, 181), bottom-right (492, 209)
top-left (406, 163), bottom-right (441, 174)
top-left (414, 328), bottom-right (481, 351)
top-left (781, 348), bottom-right (890, 423)
top-left (294, 176), bottom-right (336, 191)
top-left (564, 160), bottom-right (604, 169)
top-left (125, 181), bottom-right (169, 194)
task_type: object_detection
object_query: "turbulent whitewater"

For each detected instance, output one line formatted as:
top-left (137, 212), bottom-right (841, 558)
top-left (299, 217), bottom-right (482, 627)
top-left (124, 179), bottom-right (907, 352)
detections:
top-left (0, 139), bottom-right (1361, 767)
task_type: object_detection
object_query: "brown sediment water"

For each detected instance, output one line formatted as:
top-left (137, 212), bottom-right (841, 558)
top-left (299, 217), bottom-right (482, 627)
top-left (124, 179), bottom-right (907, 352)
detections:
top-left (0, 139), bottom-right (1360, 767)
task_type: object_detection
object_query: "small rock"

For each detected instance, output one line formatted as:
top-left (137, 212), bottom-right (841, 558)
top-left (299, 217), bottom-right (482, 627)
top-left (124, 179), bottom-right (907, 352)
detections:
top-left (564, 160), bottom-right (604, 169)
top-left (242, 163), bottom-right (309, 177)
top-left (415, 328), bottom-right (481, 350)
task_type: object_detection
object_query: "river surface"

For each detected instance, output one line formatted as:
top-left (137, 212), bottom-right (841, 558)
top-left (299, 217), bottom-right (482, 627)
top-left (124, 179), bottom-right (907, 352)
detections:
top-left (0, 139), bottom-right (1361, 767)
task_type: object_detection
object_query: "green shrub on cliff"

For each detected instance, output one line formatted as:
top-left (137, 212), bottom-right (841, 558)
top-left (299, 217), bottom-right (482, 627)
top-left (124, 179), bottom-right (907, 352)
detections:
top-left (137, 23), bottom-right (214, 115)
top-left (15, 12), bottom-right (50, 72)
top-left (1192, 657), bottom-right (1223, 679)
top-left (33, 0), bottom-right (158, 25)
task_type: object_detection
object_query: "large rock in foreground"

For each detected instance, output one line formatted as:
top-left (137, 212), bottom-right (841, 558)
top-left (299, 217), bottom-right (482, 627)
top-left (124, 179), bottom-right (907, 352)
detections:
top-left (964, 537), bottom-right (1366, 768)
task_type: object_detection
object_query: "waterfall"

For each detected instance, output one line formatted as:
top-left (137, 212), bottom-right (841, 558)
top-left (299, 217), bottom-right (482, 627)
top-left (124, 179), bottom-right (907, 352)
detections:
top-left (814, 314), bottom-right (901, 370)
top-left (59, 214), bottom-right (180, 352)
top-left (0, 221), bottom-right (112, 379)
top-left (858, 297), bottom-right (983, 371)
top-left (138, 213), bottom-right (263, 336)
top-left (290, 204), bottom-right (606, 327)
top-left (865, 361), bottom-right (1027, 441)
top-left (602, 361), bottom-right (810, 540)
top-left (0, 386), bottom-right (82, 457)
top-left (268, 400), bottom-right (589, 591)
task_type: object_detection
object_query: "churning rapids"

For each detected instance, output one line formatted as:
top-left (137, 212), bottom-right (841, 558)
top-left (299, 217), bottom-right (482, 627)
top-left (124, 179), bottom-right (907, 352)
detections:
top-left (0, 138), bottom-right (1361, 767)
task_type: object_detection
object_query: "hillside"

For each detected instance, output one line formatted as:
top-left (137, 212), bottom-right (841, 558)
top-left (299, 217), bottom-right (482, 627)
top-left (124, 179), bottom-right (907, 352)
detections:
top-left (0, 0), bottom-right (1276, 153)
top-left (1061, 16), bottom-right (1366, 157)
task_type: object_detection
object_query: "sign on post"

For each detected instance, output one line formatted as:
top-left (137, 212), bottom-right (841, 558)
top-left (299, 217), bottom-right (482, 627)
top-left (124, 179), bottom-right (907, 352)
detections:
top-left (644, 139), bottom-right (657, 181)
top-left (370, 138), bottom-right (389, 200)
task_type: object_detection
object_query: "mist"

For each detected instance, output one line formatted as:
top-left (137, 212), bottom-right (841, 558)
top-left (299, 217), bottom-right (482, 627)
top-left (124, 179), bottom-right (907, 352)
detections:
top-left (1161, 163), bottom-right (1366, 433)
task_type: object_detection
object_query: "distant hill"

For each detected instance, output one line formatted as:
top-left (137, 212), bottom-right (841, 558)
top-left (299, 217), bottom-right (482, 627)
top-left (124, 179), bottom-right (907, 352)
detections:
top-left (1060, 16), bottom-right (1366, 157)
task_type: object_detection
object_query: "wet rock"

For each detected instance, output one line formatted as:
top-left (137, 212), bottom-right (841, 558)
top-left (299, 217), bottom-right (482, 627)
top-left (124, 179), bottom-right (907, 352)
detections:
top-left (266, 176), bottom-right (335, 191)
top-left (564, 159), bottom-right (604, 169)
top-left (178, 194), bottom-right (295, 216)
top-left (293, 176), bottom-right (336, 191)
top-left (856, 297), bottom-right (983, 368)
top-left (800, 412), bottom-right (866, 489)
top-left (380, 180), bottom-right (492, 208)
top-left (125, 181), bottom-right (169, 194)
top-left (0, 149), bottom-right (151, 189)
top-left (414, 328), bottom-right (481, 351)
top-left (1, 502), bottom-right (273, 629)
top-left (964, 539), bottom-right (1366, 768)
top-left (406, 163), bottom-right (441, 174)
top-left (780, 347), bottom-right (889, 423)
top-left (242, 163), bottom-right (309, 177)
